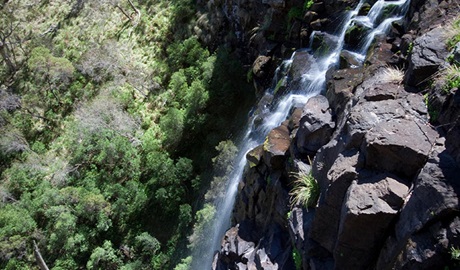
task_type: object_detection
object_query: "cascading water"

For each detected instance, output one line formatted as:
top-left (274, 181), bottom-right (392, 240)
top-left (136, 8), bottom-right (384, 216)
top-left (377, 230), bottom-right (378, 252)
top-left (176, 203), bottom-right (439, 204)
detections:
top-left (192, 0), bottom-right (411, 268)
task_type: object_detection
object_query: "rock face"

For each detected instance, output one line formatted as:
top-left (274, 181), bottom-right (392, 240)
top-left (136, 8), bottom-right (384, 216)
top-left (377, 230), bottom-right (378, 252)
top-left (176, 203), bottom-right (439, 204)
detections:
top-left (404, 27), bottom-right (449, 87)
top-left (295, 95), bottom-right (335, 156)
top-left (211, 0), bottom-right (460, 269)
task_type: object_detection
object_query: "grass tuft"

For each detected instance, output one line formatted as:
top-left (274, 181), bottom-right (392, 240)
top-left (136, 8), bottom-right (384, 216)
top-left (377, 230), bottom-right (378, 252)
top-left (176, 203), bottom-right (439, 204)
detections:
top-left (381, 66), bottom-right (404, 83)
top-left (289, 171), bottom-right (319, 209)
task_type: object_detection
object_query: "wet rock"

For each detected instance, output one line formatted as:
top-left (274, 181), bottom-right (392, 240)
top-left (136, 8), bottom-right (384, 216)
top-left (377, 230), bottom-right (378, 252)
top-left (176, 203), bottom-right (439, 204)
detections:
top-left (220, 226), bottom-right (256, 265)
top-left (358, 3), bottom-right (371, 16)
top-left (311, 32), bottom-right (338, 57)
top-left (334, 174), bottom-right (410, 269)
top-left (339, 50), bottom-right (362, 69)
top-left (325, 67), bottom-right (364, 114)
top-left (287, 51), bottom-right (316, 91)
top-left (247, 145), bottom-right (265, 168)
top-left (344, 21), bottom-right (371, 49)
top-left (364, 118), bottom-right (437, 178)
top-left (404, 27), bottom-right (449, 87)
top-left (295, 95), bottom-right (335, 156)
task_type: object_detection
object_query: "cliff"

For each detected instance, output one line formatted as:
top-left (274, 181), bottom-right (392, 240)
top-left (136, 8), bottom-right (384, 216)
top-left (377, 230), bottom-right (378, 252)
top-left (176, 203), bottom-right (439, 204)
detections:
top-left (201, 0), bottom-right (460, 269)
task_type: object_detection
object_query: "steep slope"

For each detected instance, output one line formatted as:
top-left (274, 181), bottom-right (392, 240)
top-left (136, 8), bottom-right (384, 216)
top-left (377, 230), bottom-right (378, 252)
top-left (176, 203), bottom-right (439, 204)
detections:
top-left (208, 0), bottom-right (460, 269)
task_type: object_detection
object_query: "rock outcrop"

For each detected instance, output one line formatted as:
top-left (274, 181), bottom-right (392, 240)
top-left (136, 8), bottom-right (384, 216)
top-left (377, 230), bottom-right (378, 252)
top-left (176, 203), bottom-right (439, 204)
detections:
top-left (211, 0), bottom-right (460, 269)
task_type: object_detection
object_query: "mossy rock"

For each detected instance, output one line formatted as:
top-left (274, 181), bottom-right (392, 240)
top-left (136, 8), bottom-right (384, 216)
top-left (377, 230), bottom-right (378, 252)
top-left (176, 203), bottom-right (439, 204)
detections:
top-left (344, 22), bottom-right (371, 49)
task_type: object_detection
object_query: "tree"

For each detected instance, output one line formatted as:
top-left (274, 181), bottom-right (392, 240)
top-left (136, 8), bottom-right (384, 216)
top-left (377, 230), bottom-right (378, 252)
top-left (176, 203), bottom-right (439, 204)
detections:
top-left (87, 241), bottom-right (122, 270)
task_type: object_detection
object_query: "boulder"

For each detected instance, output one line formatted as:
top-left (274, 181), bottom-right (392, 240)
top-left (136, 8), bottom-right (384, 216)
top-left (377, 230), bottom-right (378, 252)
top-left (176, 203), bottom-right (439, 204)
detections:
top-left (295, 95), bottom-right (335, 156)
top-left (364, 118), bottom-right (437, 178)
top-left (344, 21), bottom-right (371, 49)
top-left (263, 123), bottom-right (291, 170)
top-left (246, 145), bottom-right (264, 168)
top-left (310, 32), bottom-right (338, 57)
top-left (325, 67), bottom-right (364, 115)
top-left (404, 27), bottom-right (449, 87)
top-left (334, 175), bottom-right (410, 269)
top-left (287, 51), bottom-right (316, 91)
top-left (339, 50), bottom-right (361, 69)
top-left (253, 55), bottom-right (272, 79)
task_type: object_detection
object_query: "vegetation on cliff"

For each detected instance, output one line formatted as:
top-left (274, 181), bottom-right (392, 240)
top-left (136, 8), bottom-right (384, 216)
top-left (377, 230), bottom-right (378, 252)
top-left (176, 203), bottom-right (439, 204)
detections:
top-left (0, 0), bottom-right (253, 269)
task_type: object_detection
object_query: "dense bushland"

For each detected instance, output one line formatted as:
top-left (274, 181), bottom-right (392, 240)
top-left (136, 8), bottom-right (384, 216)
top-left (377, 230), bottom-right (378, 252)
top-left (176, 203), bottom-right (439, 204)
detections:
top-left (0, 0), bottom-right (253, 269)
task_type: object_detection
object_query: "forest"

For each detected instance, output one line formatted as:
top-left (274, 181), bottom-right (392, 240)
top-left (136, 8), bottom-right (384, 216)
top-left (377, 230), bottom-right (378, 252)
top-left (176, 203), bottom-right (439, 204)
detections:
top-left (0, 0), bottom-right (254, 269)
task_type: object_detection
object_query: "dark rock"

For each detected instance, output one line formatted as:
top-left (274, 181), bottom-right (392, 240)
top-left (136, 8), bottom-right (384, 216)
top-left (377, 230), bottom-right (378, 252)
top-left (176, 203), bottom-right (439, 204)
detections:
top-left (310, 2), bottom-right (325, 13)
top-left (376, 139), bottom-right (460, 269)
top-left (400, 33), bottom-right (413, 56)
top-left (347, 99), bottom-right (407, 148)
top-left (262, 0), bottom-right (285, 8)
top-left (358, 3), bottom-right (371, 16)
top-left (295, 95), bottom-right (335, 156)
top-left (325, 67), bottom-right (364, 114)
top-left (288, 107), bottom-right (303, 131)
top-left (303, 11), bottom-right (318, 24)
top-left (334, 174), bottom-right (410, 269)
top-left (344, 21), bottom-right (371, 49)
top-left (287, 51), bottom-right (317, 91)
top-left (310, 32), bottom-right (338, 57)
top-left (220, 226), bottom-right (256, 264)
top-left (446, 117), bottom-right (460, 167)
top-left (310, 18), bottom-right (331, 31)
top-left (310, 150), bottom-right (361, 252)
top-left (339, 50), bottom-right (361, 68)
top-left (364, 118), bottom-right (437, 178)
top-left (404, 27), bottom-right (449, 87)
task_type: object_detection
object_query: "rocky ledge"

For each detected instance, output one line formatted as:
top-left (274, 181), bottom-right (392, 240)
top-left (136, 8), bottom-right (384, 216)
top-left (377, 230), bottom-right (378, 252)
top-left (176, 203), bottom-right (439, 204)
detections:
top-left (212, 0), bottom-right (460, 269)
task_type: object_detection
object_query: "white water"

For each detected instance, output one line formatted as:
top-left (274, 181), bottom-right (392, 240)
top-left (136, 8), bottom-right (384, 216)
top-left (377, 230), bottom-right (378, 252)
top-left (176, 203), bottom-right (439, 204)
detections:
top-left (192, 0), bottom-right (411, 268)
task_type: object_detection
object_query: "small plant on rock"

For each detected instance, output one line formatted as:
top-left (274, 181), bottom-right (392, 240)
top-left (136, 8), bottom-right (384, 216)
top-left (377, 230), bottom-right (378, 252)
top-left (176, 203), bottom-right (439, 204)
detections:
top-left (290, 171), bottom-right (319, 209)
top-left (443, 64), bottom-right (460, 93)
top-left (381, 66), bottom-right (404, 83)
top-left (451, 246), bottom-right (460, 261)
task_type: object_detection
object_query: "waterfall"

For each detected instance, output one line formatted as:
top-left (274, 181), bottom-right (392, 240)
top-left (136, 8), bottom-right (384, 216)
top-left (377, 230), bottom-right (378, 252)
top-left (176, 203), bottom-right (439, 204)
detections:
top-left (191, 0), bottom-right (411, 268)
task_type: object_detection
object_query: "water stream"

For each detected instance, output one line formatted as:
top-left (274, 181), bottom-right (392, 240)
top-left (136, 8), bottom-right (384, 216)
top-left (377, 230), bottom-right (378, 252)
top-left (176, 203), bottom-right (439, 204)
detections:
top-left (192, 0), bottom-right (411, 268)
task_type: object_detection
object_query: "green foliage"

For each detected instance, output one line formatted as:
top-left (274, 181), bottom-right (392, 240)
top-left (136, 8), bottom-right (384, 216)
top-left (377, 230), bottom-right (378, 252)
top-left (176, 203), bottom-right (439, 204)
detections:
top-left (174, 256), bottom-right (192, 270)
top-left (205, 140), bottom-right (238, 201)
top-left (451, 246), bottom-right (460, 260)
top-left (134, 232), bottom-right (161, 259)
top-left (0, 0), bottom-right (254, 269)
top-left (443, 64), bottom-right (460, 93)
top-left (290, 171), bottom-right (320, 208)
top-left (447, 18), bottom-right (460, 50)
top-left (87, 240), bottom-right (122, 270)
top-left (304, 0), bottom-right (314, 10)
top-left (188, 203), bottom-right (216, 250)
top-left (0, 204), bottom-right (36, 265)
top-left (292, 247), bottom-right (302, 270)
